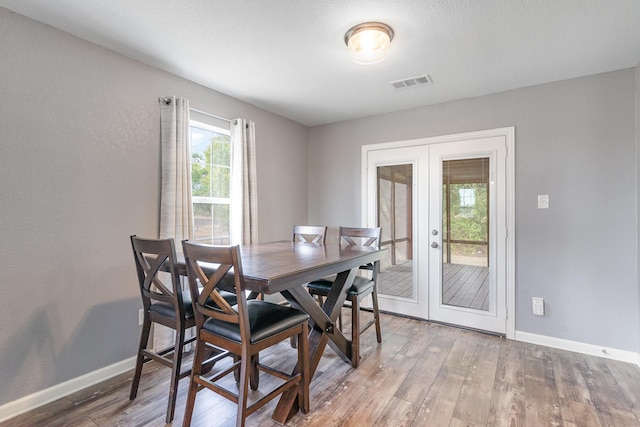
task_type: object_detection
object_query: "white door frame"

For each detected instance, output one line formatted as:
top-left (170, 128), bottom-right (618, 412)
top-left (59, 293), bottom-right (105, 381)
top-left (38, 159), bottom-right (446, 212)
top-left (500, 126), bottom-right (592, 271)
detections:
top-left (361, 127), bottom-right (515, 339)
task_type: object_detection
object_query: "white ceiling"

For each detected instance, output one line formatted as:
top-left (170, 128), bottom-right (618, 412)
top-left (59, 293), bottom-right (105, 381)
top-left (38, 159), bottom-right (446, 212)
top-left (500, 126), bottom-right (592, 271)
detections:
top-left (2, 0), bottom-right (639, 126)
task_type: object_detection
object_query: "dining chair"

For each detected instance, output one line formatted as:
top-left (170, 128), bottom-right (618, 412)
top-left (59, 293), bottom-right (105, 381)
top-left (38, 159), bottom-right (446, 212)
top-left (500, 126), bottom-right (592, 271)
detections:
top-left (292, 225), bottom-right (327, 243)
top-left (181, 241), bottom-right (310, 427)
top-left (129, 235), bottom-right (236, 423)
top-left (306, 227), bottom-right (382, 367)
top-left (289, 225), bottom-right (327, 348)
top-left (129, 236), bottom-right (200, 423)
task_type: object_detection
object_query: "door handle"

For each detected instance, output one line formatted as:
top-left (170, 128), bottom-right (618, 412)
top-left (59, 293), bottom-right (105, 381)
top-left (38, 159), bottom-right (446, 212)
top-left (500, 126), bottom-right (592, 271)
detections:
top-left (431, 242), bottom-right (439, 248)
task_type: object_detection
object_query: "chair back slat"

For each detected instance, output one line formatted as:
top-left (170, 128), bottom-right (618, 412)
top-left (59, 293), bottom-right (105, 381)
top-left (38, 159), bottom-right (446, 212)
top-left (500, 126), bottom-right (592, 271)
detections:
top-left (138, 252), bottom-right (174, 300)
top-left (131, 236), bottom-right (181, 307)
top-left (293, 225), bottom-right (327, 243)
top-left (182, 242), bottom-right (249, 332)
top-left (197, 264), bottom-right (232, 308)
top-left (339, 227), bottom-right (381, 248)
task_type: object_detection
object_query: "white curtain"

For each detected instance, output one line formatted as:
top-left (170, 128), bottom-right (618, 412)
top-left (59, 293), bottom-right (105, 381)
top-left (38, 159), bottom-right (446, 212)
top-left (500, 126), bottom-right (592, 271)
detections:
top-left (159, 96), bottom-right (193, 244)
top-left (230, 119), bottom-right (258, 245)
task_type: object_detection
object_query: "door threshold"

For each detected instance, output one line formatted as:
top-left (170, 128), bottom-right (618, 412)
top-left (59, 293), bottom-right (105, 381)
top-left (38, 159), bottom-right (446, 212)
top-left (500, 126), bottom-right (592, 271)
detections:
top-left (429, 319), bottom-right (505, 337)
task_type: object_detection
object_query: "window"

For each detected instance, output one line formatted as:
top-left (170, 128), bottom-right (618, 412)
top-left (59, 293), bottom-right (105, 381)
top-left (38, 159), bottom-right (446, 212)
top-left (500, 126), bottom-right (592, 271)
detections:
top-left (457, 187), bottom-right (476, 218)
top-left (190, 121), bottom-right (231, 244)
top-left (458, 188), bottom-right (476, 207)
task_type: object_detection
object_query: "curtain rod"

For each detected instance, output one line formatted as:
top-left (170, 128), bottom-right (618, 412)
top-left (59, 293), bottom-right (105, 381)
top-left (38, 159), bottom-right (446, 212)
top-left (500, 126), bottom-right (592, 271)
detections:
top-left (158, 97), bottom-right (237, 125)
top-left (190, 108), bottom-right (237, 125)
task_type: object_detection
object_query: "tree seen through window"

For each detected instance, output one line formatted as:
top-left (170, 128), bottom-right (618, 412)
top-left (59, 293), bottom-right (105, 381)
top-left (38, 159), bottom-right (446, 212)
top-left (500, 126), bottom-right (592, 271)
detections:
top-left (191, 122), bottom-right (231, 244)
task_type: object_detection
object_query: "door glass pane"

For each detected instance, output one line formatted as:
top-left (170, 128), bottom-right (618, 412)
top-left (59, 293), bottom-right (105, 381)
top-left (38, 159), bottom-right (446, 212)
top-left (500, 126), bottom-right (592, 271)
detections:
top-left (441, 158), bottom-right (490, 311)
top-left (377, 164), bottom-right (413, 299)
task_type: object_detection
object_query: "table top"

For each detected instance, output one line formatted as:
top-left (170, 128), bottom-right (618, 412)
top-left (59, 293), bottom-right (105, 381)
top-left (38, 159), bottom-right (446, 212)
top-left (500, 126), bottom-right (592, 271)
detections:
top-left (225, 240), bottom-right (384, 294)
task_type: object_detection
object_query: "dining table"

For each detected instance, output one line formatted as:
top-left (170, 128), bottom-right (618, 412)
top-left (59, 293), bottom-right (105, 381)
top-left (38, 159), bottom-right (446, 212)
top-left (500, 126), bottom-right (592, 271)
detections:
top-left (175, 239), bottom-right (385, 424)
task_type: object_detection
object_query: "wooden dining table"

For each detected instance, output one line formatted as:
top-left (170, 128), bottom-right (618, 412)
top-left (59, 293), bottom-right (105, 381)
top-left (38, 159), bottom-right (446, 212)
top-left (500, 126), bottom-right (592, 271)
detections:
top-left (176, 240), bottom-right (384, 424)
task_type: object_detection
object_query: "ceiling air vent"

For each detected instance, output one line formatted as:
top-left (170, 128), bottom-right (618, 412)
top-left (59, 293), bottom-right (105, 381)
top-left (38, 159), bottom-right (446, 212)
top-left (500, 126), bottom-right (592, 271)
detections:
top-left (390, 74), bottom-right (432, 90)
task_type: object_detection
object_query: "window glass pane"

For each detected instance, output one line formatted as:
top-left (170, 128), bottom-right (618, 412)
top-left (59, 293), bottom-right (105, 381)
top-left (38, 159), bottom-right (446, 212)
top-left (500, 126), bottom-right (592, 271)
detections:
top-left (376, 164), bottom-right (414, 299)
top-left (190, 121), bottom-right (231, 243)
top-left (209, 165), bottom-right (230, 198)
top-left (211, 204), bottom-right (230, 245)
top-left (378, 178), bottom-right (392, 243)
top-left (191, 126), bottom-right (231, 198)
top-left (193, 203), bottom-right (230, 244)
top-left (193, 203), bottom-right (213, 243)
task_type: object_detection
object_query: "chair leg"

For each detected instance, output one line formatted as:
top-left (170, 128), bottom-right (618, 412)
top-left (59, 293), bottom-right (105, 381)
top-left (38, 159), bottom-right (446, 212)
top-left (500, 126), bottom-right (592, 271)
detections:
top-left (165, 325), bottom-right (185, 423)
top-left (351, 295), bottom-right (360, 368)
top-left (371, 289), bottom-right (382, 343)
top-left (236, 351), bottom-right (252, 427)
top-left (233, 354), bottom-right (241, 383)
top-left (298, 323), bottom-right (310, 413)
top-left (250, 354), bottom-right (259, 390)
top-left (129, 315), bottom-right (151, 400)
top-left (182, 336), bottom-right (206, 427)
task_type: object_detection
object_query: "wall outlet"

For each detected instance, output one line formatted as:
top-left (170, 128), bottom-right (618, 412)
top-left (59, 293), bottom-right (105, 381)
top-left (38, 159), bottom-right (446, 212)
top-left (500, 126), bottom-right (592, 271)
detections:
top-left (138, 309), bottom-right (144, 326)
top-left (532, 297), bottom-right (544, 316)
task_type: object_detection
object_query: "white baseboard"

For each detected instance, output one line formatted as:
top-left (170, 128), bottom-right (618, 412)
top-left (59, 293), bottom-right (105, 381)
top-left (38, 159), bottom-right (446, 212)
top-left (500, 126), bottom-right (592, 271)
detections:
top-left (0, 357), bottom-right (136, 423)
top-left (515, 331), bottom-right (640, 366)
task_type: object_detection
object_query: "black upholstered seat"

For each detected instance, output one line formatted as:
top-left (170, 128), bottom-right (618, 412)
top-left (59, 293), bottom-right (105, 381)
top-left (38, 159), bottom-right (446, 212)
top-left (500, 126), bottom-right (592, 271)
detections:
top-left (148, 290), bottom-right (194, 318)
top-left (203, 299), bottom-right (310, 344)
top-left (307, 275), bottom-right (374, 297)
top-left (149, 290), bottom-right (238, 318)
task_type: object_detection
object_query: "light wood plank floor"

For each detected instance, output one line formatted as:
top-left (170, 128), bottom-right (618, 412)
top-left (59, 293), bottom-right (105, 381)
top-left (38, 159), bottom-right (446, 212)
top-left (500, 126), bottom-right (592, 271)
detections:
top-left (3, 313), bottom-right (640, 427)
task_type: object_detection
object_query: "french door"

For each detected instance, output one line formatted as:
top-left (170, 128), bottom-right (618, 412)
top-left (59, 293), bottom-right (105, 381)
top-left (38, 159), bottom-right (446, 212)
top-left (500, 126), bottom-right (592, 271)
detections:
top-left (363, 129), bottom-right (513, 335)
top-left (366, 146), bottom-right (430, 319)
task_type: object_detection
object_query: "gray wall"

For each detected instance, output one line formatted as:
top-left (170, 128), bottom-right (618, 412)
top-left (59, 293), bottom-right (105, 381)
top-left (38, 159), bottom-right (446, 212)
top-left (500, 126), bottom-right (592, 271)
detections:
top-left (308, 69), bottom-right (639, 352)
top-left (0, 8), bottom-right (308, 406)
top-left (2, 2), bottom-right (639, 411)
top-left (636, 64), bottom-right (640, 356)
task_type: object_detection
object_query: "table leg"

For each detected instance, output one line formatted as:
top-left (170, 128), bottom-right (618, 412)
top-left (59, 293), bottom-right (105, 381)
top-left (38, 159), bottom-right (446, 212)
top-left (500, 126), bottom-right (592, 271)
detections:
top-left (271, 267), bottom-right (358, 424)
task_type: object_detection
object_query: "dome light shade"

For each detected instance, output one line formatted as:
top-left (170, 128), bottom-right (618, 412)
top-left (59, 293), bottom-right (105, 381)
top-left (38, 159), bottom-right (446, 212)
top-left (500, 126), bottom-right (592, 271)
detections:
top-left (344, 22), bottom-right (394, 65)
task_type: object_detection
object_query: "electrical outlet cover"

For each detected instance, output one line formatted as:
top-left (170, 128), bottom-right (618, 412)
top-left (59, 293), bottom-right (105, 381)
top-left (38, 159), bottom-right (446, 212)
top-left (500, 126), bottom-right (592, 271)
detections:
top-left (532, 297), bottom-right (544, 316)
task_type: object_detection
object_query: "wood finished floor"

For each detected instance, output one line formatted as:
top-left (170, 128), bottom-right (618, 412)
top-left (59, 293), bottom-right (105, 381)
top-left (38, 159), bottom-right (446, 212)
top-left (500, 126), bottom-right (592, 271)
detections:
top-left (3, 312), bottom-right (640, 427)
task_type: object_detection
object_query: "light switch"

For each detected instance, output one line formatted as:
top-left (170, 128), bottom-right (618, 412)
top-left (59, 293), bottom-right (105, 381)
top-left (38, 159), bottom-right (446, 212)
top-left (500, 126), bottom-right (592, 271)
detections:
top-left (538, 195), bottom-right (549, 209)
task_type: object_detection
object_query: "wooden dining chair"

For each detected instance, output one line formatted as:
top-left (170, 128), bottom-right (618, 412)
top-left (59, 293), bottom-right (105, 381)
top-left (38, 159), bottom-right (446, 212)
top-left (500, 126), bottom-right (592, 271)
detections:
top-left (181, 241), bottom-right (310, 427)
top-left (306, 227), bottom-right (382, 367)
top-left (289, 225), bottom-right (327, 348)
top-left (128, 236), bottom-right (198, 422)
top-left (292, 225), bottom-right (327, 243)
top-left (129, 235), bottom-right (235, 423)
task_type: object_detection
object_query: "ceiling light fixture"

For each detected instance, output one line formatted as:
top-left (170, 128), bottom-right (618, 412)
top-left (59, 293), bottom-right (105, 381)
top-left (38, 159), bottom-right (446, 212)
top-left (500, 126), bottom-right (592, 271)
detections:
top-left (344, 22), bottom-right (394, 65)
